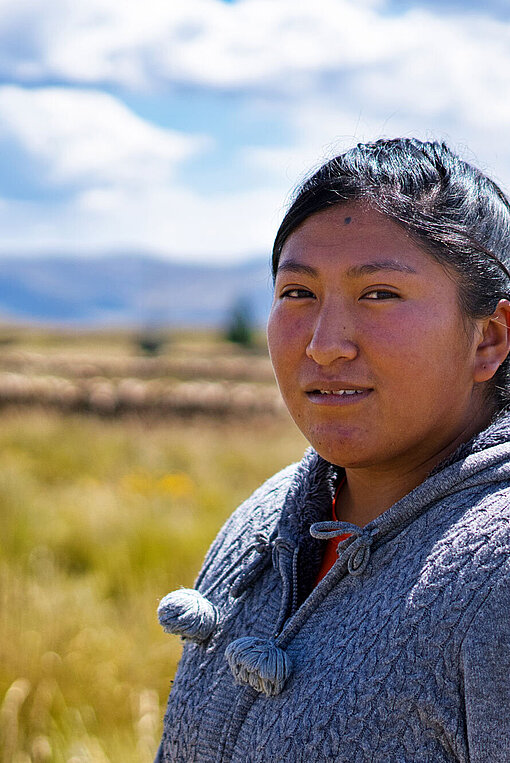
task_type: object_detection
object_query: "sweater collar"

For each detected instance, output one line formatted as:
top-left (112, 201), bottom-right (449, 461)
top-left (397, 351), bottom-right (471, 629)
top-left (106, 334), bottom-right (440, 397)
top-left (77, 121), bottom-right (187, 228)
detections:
top-left (278, 408), bottom-right (510, 549)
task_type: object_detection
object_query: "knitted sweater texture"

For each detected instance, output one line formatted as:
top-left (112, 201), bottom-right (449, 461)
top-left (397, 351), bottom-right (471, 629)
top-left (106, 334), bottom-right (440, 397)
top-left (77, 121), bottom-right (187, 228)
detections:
top-left (157, 414), bottom-right (510, 762)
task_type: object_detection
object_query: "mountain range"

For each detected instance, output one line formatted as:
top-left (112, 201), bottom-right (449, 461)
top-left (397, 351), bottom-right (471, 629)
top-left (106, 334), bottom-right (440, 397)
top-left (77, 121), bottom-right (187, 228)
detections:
top-left (0, 253), bottom-right (274, 327)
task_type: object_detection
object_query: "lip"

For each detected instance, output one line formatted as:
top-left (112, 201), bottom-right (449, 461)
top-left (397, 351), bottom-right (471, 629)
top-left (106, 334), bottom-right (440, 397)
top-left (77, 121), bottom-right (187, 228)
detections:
top-left (303, 383), bottom-right (373, 405)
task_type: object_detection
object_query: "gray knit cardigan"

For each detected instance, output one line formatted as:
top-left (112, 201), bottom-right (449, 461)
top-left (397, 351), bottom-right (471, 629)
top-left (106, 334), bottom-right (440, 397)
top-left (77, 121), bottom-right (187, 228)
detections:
top-left (156, 413), bottom-right (510, 762)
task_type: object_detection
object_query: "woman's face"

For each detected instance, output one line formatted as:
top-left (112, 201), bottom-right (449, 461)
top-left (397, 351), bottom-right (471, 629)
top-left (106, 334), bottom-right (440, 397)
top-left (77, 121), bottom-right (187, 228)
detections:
top-left (267, 203), bottom-right (487, 473)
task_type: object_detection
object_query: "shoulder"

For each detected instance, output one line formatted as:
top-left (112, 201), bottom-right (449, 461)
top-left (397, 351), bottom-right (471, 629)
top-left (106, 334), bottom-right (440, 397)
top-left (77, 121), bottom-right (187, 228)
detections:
top-left (460, 565), bottom-right (510, 758)
top-left (194, 460), bottom-right (301, 588)
top-left (412, 481), bottom-right (510, 623)
top-left (451, 481), bottom-right (510, 554)
top-left (218, 461), bottom-right (299, 538)
top-left (427, 481), bottom-right (510, 578)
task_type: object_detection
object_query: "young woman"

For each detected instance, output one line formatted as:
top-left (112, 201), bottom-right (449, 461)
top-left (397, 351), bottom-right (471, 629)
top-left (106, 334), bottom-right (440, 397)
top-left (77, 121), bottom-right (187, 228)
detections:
top-left (156, 139), bottom-right (510, 762)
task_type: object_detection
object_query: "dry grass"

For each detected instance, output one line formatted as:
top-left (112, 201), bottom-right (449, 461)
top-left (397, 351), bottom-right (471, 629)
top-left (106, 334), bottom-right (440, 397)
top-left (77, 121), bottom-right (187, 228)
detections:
top-left (0, 406), bottom-right (306, 762)
top-left (0, 329), bottom-right (279, 419)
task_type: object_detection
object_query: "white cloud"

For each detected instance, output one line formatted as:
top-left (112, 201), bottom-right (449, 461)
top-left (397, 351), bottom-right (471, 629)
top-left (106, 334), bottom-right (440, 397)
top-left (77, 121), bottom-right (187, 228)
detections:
top-left (238, 5), bottom-right (510, 199)
top-left (0, 183), bottom-right (285, 261)
top-left (0, 1), bottom-right (510, 261)
top-left (3, 1), bottom-right (510, 166)
top-left (243, 94), bottom-right (510, 218)
top-left (0, 0), bottom-right (508, 96)
top-left (0, 86), bottom-right (208, 189)
top-left (2, 2), bottom-right (510, 151)
top-left (0, 85), bottom-right (279, 260)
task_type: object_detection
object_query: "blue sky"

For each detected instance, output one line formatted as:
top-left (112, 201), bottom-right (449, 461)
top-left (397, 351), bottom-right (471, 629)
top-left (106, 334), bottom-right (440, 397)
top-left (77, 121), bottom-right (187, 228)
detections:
top-left (0, 0), bottom-right (509, 262)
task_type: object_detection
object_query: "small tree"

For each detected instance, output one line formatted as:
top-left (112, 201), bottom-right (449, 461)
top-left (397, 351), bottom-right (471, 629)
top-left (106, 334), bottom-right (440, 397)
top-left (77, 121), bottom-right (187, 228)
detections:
top-left (135, 330), bottom-right (165, 356)
top-left (225, 299), bottom-right (255, 348)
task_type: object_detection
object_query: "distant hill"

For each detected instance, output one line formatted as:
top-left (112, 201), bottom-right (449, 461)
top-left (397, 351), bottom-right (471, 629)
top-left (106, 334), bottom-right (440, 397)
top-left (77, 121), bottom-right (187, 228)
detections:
top-left (0, 253), bottom-right (275, 327)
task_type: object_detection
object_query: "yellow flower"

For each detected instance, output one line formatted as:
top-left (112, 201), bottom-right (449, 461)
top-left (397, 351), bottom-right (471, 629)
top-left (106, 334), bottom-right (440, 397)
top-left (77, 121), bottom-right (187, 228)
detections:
top-left (157, 473), bottom-right (194, 498)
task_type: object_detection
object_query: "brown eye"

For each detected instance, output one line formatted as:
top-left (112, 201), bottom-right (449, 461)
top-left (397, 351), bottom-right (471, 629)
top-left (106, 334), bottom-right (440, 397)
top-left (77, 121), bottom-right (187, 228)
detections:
top-left (281, 288), bottom-right (315, 299)
top-left (362, 290), bottom-right (399, 300)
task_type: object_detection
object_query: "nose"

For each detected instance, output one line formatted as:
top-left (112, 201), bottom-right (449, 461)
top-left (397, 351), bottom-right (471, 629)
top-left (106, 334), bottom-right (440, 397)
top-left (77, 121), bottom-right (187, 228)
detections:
top-left (306, 305), bottom-right (358, 366)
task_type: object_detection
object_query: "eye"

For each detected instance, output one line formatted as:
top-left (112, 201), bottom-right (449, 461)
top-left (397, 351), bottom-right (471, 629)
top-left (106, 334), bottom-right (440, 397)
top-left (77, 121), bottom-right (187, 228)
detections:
top-left (361, 289), bottom-right (399, 301)
top-left (280, 287), bottom-right (315, 300)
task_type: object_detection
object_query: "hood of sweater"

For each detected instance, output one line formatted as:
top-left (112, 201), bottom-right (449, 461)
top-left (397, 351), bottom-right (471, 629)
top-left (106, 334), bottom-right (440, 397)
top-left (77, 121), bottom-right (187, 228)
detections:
top-left (278, 408), bottom-right (510, 566)
top-left (159, 409), bottom-right (510, 696)
top-left (222, 409), bottom-right (510, 693)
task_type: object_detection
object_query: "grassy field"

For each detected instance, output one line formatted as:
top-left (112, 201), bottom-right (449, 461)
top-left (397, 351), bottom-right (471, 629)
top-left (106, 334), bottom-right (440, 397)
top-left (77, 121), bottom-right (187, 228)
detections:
top-left (0, 329), bottom-right (307, 762)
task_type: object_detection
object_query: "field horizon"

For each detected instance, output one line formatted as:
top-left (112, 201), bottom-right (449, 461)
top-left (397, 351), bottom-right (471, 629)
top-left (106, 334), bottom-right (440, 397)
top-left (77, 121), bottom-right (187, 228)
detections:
top-left (0, 329), bottom-right (307, 762)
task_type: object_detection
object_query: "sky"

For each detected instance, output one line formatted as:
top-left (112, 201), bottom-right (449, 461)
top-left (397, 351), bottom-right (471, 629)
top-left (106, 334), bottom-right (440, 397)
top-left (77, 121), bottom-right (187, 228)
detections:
top-left (0, 0), bottom-right (509, 263)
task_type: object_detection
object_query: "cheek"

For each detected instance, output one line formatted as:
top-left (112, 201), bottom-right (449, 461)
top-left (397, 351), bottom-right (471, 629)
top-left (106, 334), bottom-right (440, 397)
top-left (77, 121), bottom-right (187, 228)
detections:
top-left (266, 307), bottom-right (281, 364)
top-left (370, 311), bottom-right (473, 391)
top-left (267, 307), bottom-right (307, 373)
top-left (267, 310), bottom-right (290, 384)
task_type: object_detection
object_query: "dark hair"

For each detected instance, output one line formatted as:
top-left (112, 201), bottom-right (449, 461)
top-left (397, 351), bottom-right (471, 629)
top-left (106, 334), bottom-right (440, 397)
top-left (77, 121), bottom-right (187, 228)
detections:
top-left (272, 138), bottom-right (510, 409)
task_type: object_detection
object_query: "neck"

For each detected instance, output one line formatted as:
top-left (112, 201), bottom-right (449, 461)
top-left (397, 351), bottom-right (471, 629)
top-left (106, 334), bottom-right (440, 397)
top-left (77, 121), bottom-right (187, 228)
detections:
top-left (337, 404), bottom-right (494, 527)
top-left (339, 468), bottom-right (429, 527)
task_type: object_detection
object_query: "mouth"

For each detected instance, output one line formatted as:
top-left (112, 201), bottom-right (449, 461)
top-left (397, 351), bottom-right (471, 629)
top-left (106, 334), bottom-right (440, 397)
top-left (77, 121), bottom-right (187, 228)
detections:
top-left (315, 389), bottom-right (366, 396)
top-left (304, 386), bottom-right (372, 404)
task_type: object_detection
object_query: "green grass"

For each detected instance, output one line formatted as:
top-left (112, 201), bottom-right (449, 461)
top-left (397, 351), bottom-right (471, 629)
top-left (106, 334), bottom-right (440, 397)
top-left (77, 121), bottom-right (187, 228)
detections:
top-left (0, 409), bottom-right (306, 762)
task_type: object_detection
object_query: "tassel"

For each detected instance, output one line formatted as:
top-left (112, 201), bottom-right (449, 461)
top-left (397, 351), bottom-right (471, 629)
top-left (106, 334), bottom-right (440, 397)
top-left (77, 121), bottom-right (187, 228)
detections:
top-left (158, 589), bottom-right (219, 642)
top-left (225, 636), bottom-right (292, 696)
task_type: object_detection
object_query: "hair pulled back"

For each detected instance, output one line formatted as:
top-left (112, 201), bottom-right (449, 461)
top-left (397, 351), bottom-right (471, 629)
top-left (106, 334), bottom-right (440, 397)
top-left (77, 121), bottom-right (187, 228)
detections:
top-left (272, 138), bottom-right (510, 409)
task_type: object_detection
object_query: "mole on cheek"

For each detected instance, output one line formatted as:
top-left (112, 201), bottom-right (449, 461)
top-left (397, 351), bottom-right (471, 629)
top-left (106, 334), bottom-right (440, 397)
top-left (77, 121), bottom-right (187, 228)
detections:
top-left (344, 217), bottom-right (352, 224)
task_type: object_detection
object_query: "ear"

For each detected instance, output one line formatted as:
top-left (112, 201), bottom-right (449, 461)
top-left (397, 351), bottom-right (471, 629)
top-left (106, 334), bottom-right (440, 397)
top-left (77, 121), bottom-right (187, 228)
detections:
top-left (473, 299), bottom-right (510, 383)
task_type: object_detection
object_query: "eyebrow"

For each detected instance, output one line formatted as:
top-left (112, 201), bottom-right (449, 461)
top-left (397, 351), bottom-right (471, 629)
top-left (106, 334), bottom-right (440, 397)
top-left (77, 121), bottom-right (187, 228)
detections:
top-left (275, 261), bottom-right (319, 277)
top-left (345, 260), bottom-right (417, 277)
top-left (276, 258), bottom-right (417, 278)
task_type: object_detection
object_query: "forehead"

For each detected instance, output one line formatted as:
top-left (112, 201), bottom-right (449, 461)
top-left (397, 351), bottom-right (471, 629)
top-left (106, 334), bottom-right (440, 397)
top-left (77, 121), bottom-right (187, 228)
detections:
top-left (278, 203), bottom-right (434, 273)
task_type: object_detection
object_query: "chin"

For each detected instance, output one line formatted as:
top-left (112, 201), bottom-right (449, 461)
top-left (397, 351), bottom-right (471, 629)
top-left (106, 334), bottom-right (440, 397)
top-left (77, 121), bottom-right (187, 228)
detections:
top-left (316, 450), bottom-right (372, 469)
top-left (303, 425), bottom-right (371, 467)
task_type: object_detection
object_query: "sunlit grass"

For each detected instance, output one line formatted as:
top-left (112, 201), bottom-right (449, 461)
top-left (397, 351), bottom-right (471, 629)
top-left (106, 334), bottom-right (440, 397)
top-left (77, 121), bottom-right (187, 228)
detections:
top-left (0, 409), bottom-right (306, 762)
